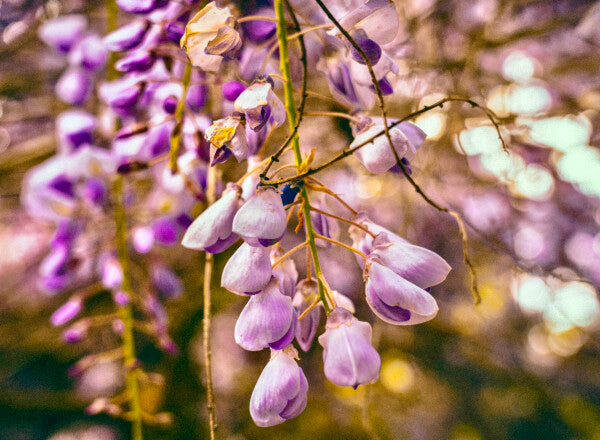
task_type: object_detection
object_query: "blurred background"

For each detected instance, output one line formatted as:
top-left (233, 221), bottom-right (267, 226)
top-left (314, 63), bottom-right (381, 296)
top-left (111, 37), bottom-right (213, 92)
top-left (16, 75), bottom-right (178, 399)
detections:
top-left (1, 0), bottom-right (600, 439)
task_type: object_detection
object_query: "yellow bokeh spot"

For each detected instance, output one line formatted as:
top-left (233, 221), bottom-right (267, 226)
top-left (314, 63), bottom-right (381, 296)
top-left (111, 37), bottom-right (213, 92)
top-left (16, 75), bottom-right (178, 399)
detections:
top-left (380, 358), bottom-right (414, 394)
top-left (450, 424), bottom-right (483, 440)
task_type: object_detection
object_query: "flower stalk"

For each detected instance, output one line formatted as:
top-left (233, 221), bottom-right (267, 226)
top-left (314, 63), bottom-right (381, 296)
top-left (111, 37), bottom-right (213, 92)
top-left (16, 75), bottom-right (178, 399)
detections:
top-left (274, 0), bottom-right (331, 313)
top-left (113, 175), bottom-right (143, 440)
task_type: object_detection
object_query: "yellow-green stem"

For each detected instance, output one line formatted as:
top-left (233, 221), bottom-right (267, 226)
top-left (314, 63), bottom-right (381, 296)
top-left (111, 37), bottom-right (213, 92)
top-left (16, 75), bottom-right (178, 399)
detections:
top-left (113, 176), bottom-right (143, 440)
top-left (106, 1), bottom-right (143, 438)
top-left (169, 63), bottom-right (193, 173)
top-left (274, 0), bottom-right (331, 313)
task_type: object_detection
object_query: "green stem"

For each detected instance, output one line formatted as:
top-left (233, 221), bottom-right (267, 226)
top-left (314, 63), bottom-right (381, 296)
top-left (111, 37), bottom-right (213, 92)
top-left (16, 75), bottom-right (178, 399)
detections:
top-left (169, 63), bottom-right (193, 173)
top-left (113, 176), bottom-right (144, 440)
top-left (106, 1), bottom-right (144, 438)
top-left (274, 0), bottom-right (331, 313)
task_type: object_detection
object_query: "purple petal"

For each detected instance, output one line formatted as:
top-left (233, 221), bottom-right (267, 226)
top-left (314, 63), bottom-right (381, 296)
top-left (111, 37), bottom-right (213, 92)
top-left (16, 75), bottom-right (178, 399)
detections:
top-left (234, 278), bottom-right (294, 351)
top-left (56, 68), bottom-right (92, 105)
top-left (104, 20), bottom-right (149, 52)
top-left (115, 51), bottom-right (155, 73)
top-left (51, 299), bottom-right (82, 326)
top-left (204, 233), bottom-right (239, 254)
top-left (182, 186), bottom-right (241, 250)
top-left (364, 259), bottom-right (438, 325)
top-left (221, 242), bottom-right (272, 295)
top-left (370, 232), bottom-right (451, 289)
top-left (232, 188), bottom-right (287, 247)
top-left (318, 308), bottom-right (381, 388)
top-left (38, 15), bottom-right (87, 53)
top-left (222, 81), bottom-right (246, 101)
top-left (269, 310), bottom-right (297, 350)
top-left (250, 349), bottom-right (307, 427)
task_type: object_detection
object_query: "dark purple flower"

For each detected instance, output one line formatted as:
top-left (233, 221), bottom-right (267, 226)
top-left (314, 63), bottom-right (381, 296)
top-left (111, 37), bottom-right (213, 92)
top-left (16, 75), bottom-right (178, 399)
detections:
top-left (348, 29), bottom-right (382, 65)
top-left (234, 277), bottom-right (294, 351)
top-left (186, 84), bottom-right (207, 112)
top-left (99, 79), bottom-right (143, 111)
top-left (153, 217), bottom-right (179, 246)
top-left (115, 51), bottom-right (155, 73)
top-left (222, 81), bottom-right (246, 101)
top-left (249, 347), bottom-right (308, 426)
top-left (318, 307), bottom-right (381, 388)
top-left (56, 110), bottom-right (96, 151)
top-left (222, 242), bottom-right (272, 295)
top-left (104, 20), bottom-right (149, 52)
top-left (162, 95), bottom-right (178, 114)
top-left (49, 175), bottom-right (75, 198)
top-left (242, 9), bottom-right (276, 42)
top-left (293, 279), bottom-right (321, 352)
top-left (165, 22), bottom-right (185, 43)
top-left (83, 177), bottom-right (106, 206)
top-left (369, 76), bottom-right (393, 95)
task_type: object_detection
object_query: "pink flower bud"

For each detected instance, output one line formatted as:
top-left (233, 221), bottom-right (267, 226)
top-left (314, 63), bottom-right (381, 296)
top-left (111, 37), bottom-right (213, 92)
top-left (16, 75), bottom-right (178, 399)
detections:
top-left (50, 298), bottom-right (82, 327)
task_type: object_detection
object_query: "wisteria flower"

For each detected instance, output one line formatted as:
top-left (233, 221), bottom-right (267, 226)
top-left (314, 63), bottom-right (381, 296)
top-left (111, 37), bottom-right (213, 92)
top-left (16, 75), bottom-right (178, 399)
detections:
top-left (318, 307), bottom-right (381, 388)
top-left (180, 1), bottom-right (240, 72)
top-left (234, 277), bottom-right (295, 351)
top-left (234, 77), bottom-right (286, 131)
top-left (204, 115), bottom-right (249, 165)
top-left (293, 279), bottom-right (321, 352)
top-left (182, 183), bottom-right (242, 253)
top-left (350, 118), bottom-right (426, 174)
top-left (363, 257), bottom-right (439, 325)
top-left (270, 246), bottom-right (298, 298)
top-left (232, 187), bottom-right (287, 247)
top-left (221, 242), bottom-right (272, 295)
top-left (369, 232), bottom-right (451, 289)
top-left (249, 346), bottom-right (308, 427)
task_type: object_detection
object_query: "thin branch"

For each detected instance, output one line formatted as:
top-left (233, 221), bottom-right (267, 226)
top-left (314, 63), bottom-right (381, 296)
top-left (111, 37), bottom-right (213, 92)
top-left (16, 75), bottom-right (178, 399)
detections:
top-left (303, 111), bottom-right (360, 122)
top-left (310, 206), bottom-right (375, 237)
top-left (314, 234), bottom-right (368, 259)
top-left (271, 241), bottom-right (309, 268)
top-left (203, 165), bottom-right (218, 440)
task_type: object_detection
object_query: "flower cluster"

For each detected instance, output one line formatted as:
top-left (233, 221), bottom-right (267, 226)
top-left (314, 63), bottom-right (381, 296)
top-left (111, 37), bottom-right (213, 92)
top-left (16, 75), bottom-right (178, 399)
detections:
top-left (174, 0), bottom-right (454, 426)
